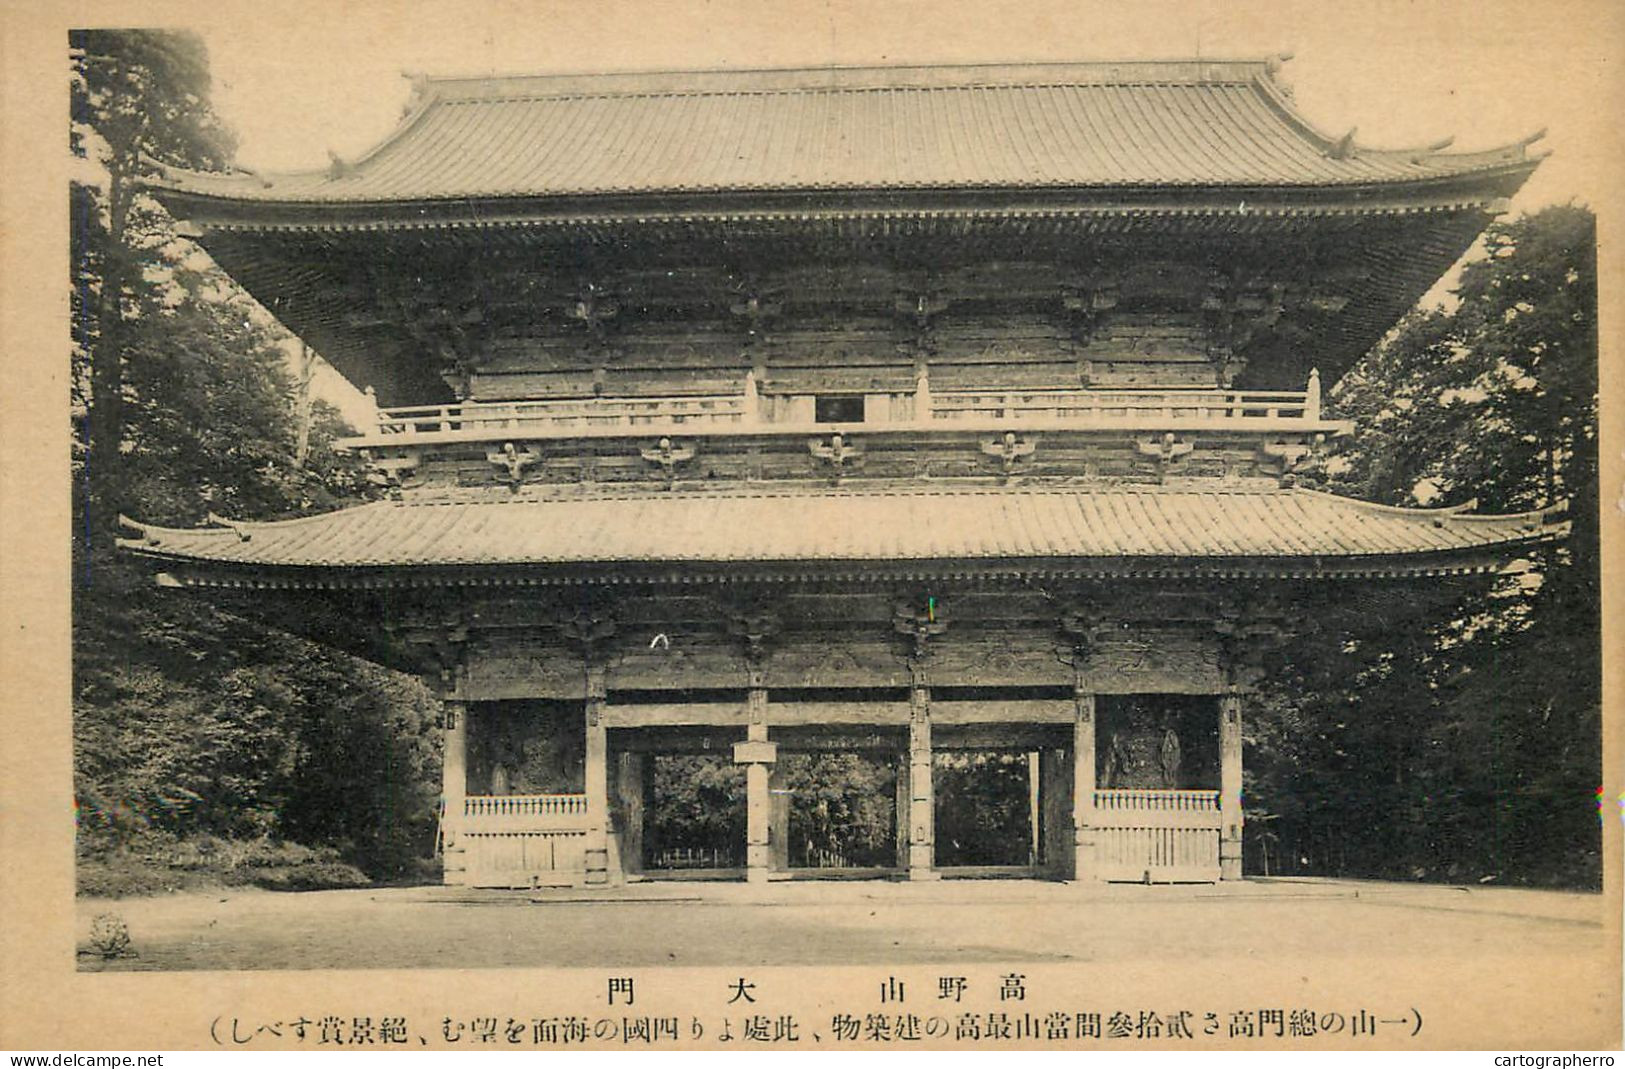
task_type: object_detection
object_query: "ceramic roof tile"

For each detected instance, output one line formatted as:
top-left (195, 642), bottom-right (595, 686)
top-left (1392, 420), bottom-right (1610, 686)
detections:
top-left (118, 487), bottom-right (1566, 578)
top-left (148, 60), bottom-right (1543, 206)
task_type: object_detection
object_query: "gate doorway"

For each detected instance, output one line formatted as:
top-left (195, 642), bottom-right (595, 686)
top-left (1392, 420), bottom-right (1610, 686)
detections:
top-left (613, 725), bottom-right (749, 880)
top-left (779, 752), bottom-right (901, 874)
top-left (933, 750), bottom-right (1041, 870)
top-left (931, 721), bottom-right (1073, 878)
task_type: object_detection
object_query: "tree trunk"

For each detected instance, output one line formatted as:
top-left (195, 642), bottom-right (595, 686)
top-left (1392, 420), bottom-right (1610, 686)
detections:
top-left (294, 340), bottom-right (314, 469)
top-left (85, 165), bottom-right (134, 539)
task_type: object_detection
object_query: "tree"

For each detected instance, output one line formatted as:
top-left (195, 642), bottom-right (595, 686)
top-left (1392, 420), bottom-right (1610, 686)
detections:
top-left (71, 32), bottom-right (440, 890)
top-left (1248, 206), bottom-right (1600, 887)
top-left (71, 29), bottom-right (235, 533)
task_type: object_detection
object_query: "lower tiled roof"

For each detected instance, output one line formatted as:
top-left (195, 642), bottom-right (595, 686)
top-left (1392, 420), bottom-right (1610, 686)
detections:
top-left (118, 487), bottom-right (1567, 582)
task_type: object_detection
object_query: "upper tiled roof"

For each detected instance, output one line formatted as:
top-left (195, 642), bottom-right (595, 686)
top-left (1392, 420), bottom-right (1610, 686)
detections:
top-left (148, 59), bottom-right (1543, 207)
top-left (118, 486), bottom-right (1566, 583)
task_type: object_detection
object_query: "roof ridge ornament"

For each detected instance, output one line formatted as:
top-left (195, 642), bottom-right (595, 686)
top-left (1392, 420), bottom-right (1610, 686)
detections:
top-left (205, 512), bottom-right (252, 542)
top-left (326, 150), bottom-right (356, 180)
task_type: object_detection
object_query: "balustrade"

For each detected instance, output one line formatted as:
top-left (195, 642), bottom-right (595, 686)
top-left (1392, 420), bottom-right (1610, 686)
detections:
top-left (1089, 788), bottom-right (1222, 881)
top-left (1092, 788), bottom-right (1221, 815)
top-left (462, 793), bottom-right (590, 828)
top-left (362, 377), bottom-right (1326, 444)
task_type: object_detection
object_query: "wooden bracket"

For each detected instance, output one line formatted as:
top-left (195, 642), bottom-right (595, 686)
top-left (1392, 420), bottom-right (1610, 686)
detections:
top-left (365, 446), bottom-right (422, 497)
top-left (1258, 433), bottom-right (1328, 486)
top-left (639, 437), bottom-right (696, 486)
top-left (809, 433), bottom-right (862, 479)
top-left (486, 441), bottom-right (541, 488)
top-left (1134, 433), bottom-right (1194, 483)
top-left (554, 603), bottom-right (619, 661)
top-left (980, 431), bottom-right (1037, 480)
top-left (893, 598), bottom-right (948, 665)
top-left (723, 601), bottom-right (784, 668)
top-left (728, 276), bottom-right (782, 349)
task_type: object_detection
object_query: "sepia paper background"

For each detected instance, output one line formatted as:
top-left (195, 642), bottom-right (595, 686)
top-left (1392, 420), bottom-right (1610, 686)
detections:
top-left (2, 0), bottom-right (1621, 1050)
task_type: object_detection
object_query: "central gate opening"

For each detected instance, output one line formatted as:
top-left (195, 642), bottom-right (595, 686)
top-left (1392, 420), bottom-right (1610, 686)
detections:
top-left (780, 752), bottom-right (900, 871)
top-left (770, 719), bottom-right (908, 878)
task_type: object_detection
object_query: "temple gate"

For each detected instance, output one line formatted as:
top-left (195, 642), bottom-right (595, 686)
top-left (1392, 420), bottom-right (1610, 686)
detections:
top-left (121, 58), bottom-right (1564, 887)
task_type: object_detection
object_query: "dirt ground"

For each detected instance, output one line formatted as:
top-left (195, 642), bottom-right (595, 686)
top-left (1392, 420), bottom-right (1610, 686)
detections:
top-left (68, 877), bottom-right (1618, 1049)
top-left (76, 875), bottom-right (1608, 971)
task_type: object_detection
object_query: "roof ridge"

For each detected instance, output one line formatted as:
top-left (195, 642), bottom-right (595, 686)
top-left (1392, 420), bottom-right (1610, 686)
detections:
top-left (417, 58), bottom-right (1279, 102)
top-left (392, 485), bottom-right (1294, 506)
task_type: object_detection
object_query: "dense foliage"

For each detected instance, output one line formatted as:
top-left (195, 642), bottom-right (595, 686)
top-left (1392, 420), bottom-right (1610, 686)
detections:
top-left (1246, 206), bottom-right (1601, 888)
top-left (71, 30), bottom-right (440, 893)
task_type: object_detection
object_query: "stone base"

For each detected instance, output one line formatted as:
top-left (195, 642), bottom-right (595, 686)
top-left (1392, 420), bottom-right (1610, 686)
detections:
top-left (1072, 833), bottom-right (1097, 882)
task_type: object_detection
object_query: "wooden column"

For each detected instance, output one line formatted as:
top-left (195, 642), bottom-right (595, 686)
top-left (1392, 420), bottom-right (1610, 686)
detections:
top-left (906, 670), bottom-right (938, 880)
top-left (736, 680), bottom-right (777, 884)
top-left (769, 758), bottom-right (790, 874)
top-left (440, 699), bottom-right (468, 886)
top-left (1219, 689), bottom-right (1244, 881)
top-left (584, 664), bottom-right (610, 885)
top-left (1040, 747), bottom-right (1072, 878)
top-left (1072, 690), bottom-right (1098, 883)
top-left (615, 752), bottom-right (645, 878)
top-left (894, 754), bottom-right (911, 869)
top-left (726, 609), bottom-right (783, 884)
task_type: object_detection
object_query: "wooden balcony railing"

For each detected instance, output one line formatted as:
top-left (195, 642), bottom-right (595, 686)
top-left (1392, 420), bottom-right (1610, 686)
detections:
top-left (354, 370), bottom-right (1327, 445)
top-left (930, 387), bottom-right (1315, 423)
top-left (378, 394), bottom-right (750, 436)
